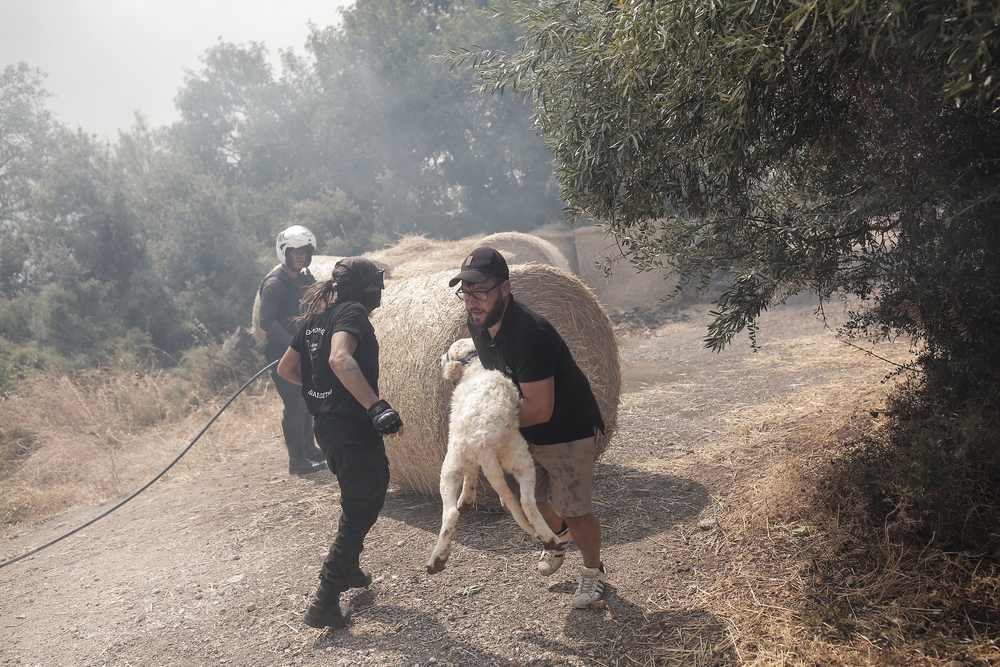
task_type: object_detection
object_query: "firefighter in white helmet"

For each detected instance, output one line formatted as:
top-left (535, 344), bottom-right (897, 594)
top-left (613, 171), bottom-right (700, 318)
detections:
top-left (257, 225), bottom-right (326, 475)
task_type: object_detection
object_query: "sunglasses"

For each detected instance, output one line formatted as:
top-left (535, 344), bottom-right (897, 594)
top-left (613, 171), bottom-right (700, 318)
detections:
top-left (455, 282), bottom-right (501, 302)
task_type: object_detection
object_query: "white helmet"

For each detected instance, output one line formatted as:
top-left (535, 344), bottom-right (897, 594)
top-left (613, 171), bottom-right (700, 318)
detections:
top-left (275, 225), bottom-right (316, 268)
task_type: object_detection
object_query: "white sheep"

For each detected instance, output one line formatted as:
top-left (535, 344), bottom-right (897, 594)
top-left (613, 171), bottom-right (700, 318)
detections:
top-left (426, 338), bottom-right (561, 574)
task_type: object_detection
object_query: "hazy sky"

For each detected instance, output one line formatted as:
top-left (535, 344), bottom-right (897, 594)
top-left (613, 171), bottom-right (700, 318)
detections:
top-left (0, 0), bottom-right (354, 139)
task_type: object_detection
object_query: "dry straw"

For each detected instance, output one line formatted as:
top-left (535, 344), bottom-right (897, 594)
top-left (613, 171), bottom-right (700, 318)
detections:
top-left (249, 268), bottom-right (276, 347)
top-left (478, 231), bottom-right (572, 274)
top-left (367, 235), bottom-right (471, 279)
top-left (374, 263), bottom-right (621, 495)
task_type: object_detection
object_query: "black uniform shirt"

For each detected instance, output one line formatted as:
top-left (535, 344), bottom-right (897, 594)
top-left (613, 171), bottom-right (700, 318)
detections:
top-left (259, 266), bottom-right (315, 359)
top-left (289, 300), bottom-right (379, 421)
top-left (469, 296), bottom-right (605, 446)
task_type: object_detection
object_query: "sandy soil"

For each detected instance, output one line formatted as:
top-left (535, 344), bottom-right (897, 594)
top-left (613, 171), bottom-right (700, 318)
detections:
top-left (0, 296), bottom-right (909, 666)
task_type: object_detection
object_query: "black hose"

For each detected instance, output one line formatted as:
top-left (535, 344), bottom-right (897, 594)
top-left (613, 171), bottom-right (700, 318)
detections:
top-left (0, 360), bottom-right (278, 570)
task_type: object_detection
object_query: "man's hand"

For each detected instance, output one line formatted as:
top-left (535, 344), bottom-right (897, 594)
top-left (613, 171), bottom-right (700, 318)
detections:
top-left (367, 399), bottom-right (403, 435)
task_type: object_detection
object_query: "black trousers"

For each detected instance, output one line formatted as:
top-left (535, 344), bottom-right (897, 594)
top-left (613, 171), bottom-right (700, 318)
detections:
top-left (314, 414), bottom-right (390, 588)
top-left (271, 366), bottom-right (315, 459)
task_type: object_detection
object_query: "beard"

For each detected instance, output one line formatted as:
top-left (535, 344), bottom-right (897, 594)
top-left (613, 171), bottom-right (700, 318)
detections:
top-left (468, 296), bottom-right (505, 331)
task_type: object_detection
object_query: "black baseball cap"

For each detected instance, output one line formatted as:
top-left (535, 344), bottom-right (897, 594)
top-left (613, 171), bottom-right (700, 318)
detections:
top-left (449, 246), bottom-right (510, 287)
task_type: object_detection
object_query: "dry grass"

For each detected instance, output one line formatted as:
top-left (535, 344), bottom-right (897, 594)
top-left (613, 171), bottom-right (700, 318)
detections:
top-left (0, 364), bottom-right (281, 528)
top-left (371, 268), bottom-right (468, 494)
top-left (650, 333), bottom-right (1000, 666)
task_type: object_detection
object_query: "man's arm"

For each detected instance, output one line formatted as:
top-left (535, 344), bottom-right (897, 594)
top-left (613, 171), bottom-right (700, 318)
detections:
top-left (259, 280), bottom-right (294, 346)
top-left (328, 330), bottom-right (379, 410)
top-left (518, 377), bottom-right (555, 427)
top-left (277, 346), bottom-right (302, 384)
top-left (330, 330), bottom-right (404, 436)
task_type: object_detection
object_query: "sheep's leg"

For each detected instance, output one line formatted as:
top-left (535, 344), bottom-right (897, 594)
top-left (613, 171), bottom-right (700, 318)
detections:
top-left (457, 465), bottom-right (478, 514)
top-left (479, 457), bottom-right (538, 538)
top-left (426, 451), bottom-right (467, 574)
top-left (500, 441), bottom-right (562, 550)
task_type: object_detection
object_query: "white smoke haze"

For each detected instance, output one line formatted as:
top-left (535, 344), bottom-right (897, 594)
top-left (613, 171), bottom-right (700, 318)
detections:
top-left (0, 0), bottom-right (353, 139)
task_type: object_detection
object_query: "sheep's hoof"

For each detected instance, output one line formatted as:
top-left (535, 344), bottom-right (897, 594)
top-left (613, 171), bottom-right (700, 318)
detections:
top-left (426, 558), bottom-right (447, 575)
top-left (458, 502), bottom-right (473, 514)
top-left (541, 537), bottom-right (561, 550)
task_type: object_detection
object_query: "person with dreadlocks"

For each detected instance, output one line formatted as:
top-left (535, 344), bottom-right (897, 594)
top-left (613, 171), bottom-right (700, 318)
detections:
top-left (277, 256), bottom-right (403, 630)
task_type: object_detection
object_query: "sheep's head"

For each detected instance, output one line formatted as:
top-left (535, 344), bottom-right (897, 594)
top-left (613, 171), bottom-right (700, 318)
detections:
top-left (441, 338), bottom-right (477, 384)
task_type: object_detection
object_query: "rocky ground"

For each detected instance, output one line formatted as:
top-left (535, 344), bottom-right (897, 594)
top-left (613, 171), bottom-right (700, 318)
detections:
top-left (0, 296), bottom-right (910, 666)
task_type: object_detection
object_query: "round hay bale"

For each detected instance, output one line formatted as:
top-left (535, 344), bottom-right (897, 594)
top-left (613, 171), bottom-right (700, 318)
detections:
top-left (251, 290), bottom-right (266, 347)
top-left (367, 235), bottom-right (473, 280)
top-left (477, 232), bottom-right (573, 274)
top-left (572, 226), bottom-right (679, 314)
top-left (249, 264), bottom-right (282, 347)
top-left (373, 263), bottom-right (620, 496)
top-left (307, 254), bottom-right (345, 282)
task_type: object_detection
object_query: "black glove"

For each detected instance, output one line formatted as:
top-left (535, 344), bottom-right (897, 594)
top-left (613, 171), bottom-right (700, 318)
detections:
top-left (367, 399), bottom-right (403, 435)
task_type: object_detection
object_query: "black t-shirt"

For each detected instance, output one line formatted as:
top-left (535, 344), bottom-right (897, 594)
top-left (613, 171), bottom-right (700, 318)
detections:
top-left (289, 300), bottom-right (379, 419)
top-left (469, 297), bottom-right (605, 446)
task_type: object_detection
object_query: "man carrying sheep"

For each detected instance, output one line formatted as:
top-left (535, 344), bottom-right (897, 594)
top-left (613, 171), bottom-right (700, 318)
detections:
top-left (258, 225), bottom-right (326, 475)
top-left (449, 247), bottom-right (608, 608)
top-left (278, 256), bottom-right (403, 629)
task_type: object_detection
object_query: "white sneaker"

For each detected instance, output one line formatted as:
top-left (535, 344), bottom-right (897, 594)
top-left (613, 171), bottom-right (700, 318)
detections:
top-left (537, 525), bottom-right (572, 576)
top-left (573, 562), bottom-right (607, 608)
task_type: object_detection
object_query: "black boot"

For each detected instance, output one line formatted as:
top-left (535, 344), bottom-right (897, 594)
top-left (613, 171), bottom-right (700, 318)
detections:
top-left (303, 580), bottom-right (352, 629)
top-left (345, 568), bottom-right (373, 589)
top-left (289, 457), bottom-right (325, 475)
top-left (302, 414), bottom-right (326, 463)
top-left (284, 407), bottom-right (325, 475)
top-left (285, 437), bottom-right (324, 475)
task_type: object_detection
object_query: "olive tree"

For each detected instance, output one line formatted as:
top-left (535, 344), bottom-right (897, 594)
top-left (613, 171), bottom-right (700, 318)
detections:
top-left (466, 0), bottom-right (1000, 401)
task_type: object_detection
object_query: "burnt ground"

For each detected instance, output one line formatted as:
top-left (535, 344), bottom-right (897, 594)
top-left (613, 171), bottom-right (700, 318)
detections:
top-left (0, 295), bottom-right (910, 666)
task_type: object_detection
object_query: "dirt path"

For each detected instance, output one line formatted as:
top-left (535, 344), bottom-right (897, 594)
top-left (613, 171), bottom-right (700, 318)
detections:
top-left (0, 297), bottom-right (907, 666)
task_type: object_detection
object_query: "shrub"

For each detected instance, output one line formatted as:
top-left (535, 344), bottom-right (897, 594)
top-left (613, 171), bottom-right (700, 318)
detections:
top-left (821, 379), bottom-right (1000, 556)
top-left (176, 338), bottom-right (268, 396)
